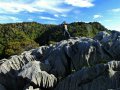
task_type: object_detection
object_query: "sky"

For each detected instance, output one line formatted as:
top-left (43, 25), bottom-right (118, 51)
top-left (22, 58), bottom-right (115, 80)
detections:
top-left (0, 0), bottom-right (120, 31)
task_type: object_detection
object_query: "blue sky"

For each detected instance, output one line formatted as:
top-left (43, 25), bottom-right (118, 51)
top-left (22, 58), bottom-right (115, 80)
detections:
top-left (0, 0), bottom-right (120, 31)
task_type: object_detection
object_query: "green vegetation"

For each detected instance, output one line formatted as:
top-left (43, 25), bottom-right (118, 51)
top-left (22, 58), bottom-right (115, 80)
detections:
top-left (0, 22), bottom-right (108, 59)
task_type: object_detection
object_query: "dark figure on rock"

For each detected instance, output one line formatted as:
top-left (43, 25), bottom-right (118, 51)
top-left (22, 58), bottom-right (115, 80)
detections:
top-left (62, 21), bottom-right (71, 39)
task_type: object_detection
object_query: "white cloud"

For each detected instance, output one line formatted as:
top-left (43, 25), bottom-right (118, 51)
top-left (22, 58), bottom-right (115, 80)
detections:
top-left (0, 1), bottom-right (44, 13)
top-left (0, 15), bottom-right (22, 23)
top-left (0, 0), bottom-right (96, 23)
top-left (54, 14), bottom-right (67, 18)
top-left (106, 25), bottom-right (120, 31)
top-left (28, 18), bottom-right (33, 21)
top-left (39, 16), bottom-right (57, 20)
top-left (61, 14), bottom-right (67, 17)
top-left (0, 0), bottom-right (95, 14)
top-left (111, 8), bottom-right (120, 12)
top-left (0, 16), bottom-right (19, 21)
top-left (93, 15), bottom-right (103, 19)
top-left (54, 14), bottom-right (59, 17)
top-left (64, 0), bottom-right (94, 7)
top-left (33, 0), bottom-right (71, 13)
top-left (0, 0), bottom-right (72, 14)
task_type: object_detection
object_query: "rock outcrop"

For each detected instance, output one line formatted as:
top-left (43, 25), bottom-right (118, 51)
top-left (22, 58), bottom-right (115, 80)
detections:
top-left (0, 30), bottom-right (120, 90)
top-left (55, 61), bottom-right (120, 90)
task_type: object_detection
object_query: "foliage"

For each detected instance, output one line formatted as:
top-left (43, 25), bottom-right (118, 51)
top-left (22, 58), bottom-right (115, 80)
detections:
top-left (0, 22), bottom-right (108, 59)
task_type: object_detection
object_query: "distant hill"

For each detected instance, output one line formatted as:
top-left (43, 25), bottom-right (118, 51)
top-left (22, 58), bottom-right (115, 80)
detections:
top-left (0, 22), bottom-right (108, 59)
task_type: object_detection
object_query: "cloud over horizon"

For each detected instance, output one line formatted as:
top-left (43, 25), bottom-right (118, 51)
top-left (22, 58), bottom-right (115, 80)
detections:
top-left (111, 8), bottom-right (120, 12)
top-left (39, 16), bottom-right (57, 21)
top-left (0, 15), bottom-right (21, 23)
top-left (93, 15), bottom-right (103, 19)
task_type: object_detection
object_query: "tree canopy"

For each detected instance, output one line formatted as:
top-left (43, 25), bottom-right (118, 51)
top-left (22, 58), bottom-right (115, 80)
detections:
top-left (0, 22), bottom-right (108, 59)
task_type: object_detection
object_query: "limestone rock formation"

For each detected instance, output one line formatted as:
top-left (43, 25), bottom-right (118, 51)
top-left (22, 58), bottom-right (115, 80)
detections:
top-left (18, 61), bottom-right (57, 89)
top-left (96, 31), bottom-right (120, 60)
top-left (54, 61), bottom-right (120, 90)
top-left (0, 30), bottom-right (120, 90)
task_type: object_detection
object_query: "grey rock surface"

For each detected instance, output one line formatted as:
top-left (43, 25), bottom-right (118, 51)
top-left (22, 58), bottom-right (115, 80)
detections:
top-left (95, 31), bottom-right (120, 60)
top-left (18, 61), bottom-right (57, 88)
top-left (0, 84), bottom-right (6, 90)
top-left (0, 30), bottom-right (120, 90)
top-left (54, 61), bottom-right (120, 90)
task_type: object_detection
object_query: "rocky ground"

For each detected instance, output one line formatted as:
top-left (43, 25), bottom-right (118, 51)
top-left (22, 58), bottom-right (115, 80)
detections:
top-left (0, 30), bottom-right (120, 90)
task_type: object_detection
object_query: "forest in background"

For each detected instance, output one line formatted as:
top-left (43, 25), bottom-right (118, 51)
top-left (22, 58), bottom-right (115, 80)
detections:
top-left (0, 22), bottom-right (108, 59)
